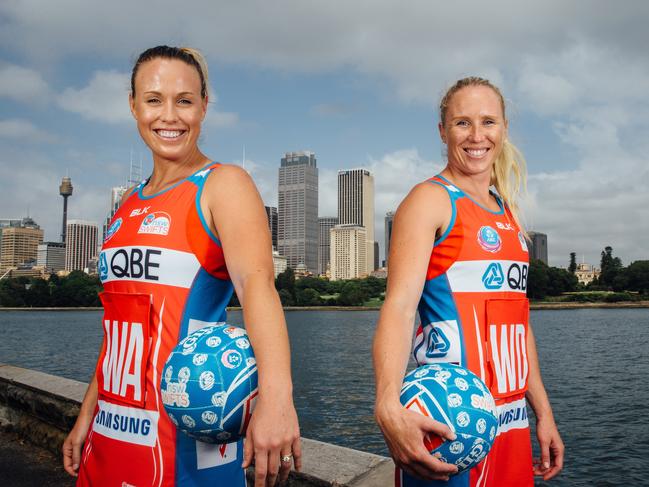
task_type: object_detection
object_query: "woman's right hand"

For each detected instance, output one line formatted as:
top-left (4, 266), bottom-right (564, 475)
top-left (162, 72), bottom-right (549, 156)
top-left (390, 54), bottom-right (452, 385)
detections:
top-left (62, 415), bottom-right (91, 477)
top-left (376, 401), bottom-right (459, 481)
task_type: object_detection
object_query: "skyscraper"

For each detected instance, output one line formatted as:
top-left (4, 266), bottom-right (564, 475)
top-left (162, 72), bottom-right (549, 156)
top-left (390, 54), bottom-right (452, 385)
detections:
top-left (65, 220), bottom-right (98, 272)
top-left (384, 211), bottom-right (395, 266)
top-left (265, 206), bottom-right (278, 250)
top-left (0, 218), bottom-right (43, 272)
top-left (330, 224), bottom-right (367, 280)
top-left (277, 151), bottom-right (318, 272)
top-left (337, 169), bottom-right (375, 271)
top-left (37, 242), bottom-right (66, 273)
top-left (528, 231), bottom-right (548, 265)
top-left (318, 216), bottom-right (338, 275)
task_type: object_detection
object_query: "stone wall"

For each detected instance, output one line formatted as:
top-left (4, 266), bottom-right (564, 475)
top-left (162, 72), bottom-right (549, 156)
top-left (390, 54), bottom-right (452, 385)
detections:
top-left (0, 364), bottom-right (392, 486)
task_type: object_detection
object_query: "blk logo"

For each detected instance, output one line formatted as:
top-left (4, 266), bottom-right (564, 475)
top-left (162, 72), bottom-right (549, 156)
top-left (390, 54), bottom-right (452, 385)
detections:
top-left (482, 263), bottom-right (505, 289)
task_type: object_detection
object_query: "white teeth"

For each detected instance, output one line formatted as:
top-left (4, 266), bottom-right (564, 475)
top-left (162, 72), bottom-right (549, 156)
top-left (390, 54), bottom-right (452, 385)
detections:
top-left (466, 148), bottom-right (487, 157)
top-left (157, 130), bottom-right (183, 138)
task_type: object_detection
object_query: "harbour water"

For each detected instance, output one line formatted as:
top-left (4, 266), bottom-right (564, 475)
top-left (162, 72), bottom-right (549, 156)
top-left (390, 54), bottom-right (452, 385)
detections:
top-left (1, 308), bottom-right (648, 486)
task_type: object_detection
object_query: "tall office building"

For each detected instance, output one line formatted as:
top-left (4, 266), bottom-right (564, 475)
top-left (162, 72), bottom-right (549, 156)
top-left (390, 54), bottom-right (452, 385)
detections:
top-left (0, 218), bottom-right (43, 272)
top-left (528, 231), bottom-right (548, 265)
top-left (277, 151), bottom-right (318, 272)
top-left (318, 216), bottom-right (338, 275)
top-left (0, 218), bottom-right (25, 265)
top-left (37, 242), bottom-right (66, 273)
top-left (384, 211), bottom-right (395, 267)
top-left (330, 224), bottom-right (367, 280)
top-left (265, 206), bottom-right (278, 250)
top-left (103, 185), bottom-right (128, 241)
top-left (65, 220), bottom-right (98, 272)
top-left (337, 169), bottom-right (375, 271)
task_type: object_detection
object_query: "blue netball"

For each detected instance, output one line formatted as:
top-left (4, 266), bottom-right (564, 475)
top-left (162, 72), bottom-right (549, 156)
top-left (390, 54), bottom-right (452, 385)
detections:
top-left (161, 324), bottom-right (258, 444)
top-left (400, 363), bottom-right (498, 474)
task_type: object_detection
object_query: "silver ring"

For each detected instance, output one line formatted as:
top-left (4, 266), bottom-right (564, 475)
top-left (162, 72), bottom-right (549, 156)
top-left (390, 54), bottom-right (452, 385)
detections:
top-left (281, 454), bottom-right (293, 463)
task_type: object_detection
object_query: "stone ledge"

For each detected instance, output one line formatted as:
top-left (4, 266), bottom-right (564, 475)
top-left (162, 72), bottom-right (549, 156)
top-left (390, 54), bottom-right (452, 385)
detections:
top-left (0, 364), bottom-right (392, 486)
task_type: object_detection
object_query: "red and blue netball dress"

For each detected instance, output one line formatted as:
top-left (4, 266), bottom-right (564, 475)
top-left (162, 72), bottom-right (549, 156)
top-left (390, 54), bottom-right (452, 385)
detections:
top-left (397, 175), bottom-right (533, 487)
top-left (78, 163), bottom-right (246, 487)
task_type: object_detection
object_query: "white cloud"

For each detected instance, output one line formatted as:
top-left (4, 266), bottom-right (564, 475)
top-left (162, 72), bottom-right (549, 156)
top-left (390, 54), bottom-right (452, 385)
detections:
top-left (0, 63), bottom-right (49, 102)
top-left (57, 70), bottom-right (131, 124)
top-left (0, 118), bottom-right (56, 142)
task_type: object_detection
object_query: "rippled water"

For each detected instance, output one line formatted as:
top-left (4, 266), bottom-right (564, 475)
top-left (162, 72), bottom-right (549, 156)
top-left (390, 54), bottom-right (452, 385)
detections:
top-left (1, 308), bottom-right (648, 486)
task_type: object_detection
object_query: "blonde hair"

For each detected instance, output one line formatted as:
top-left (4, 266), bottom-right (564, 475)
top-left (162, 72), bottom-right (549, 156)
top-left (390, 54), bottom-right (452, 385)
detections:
top-left (131, 45), bottom-right (210, 99)
top-left (440, 76), bottom-right (527, 233)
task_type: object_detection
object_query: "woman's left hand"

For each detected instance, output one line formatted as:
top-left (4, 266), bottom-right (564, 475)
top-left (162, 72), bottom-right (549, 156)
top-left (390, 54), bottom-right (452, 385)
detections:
top-left (242, 392), bottom-right (301, 486)
top-left (533, 415), bottom-right (564, 480)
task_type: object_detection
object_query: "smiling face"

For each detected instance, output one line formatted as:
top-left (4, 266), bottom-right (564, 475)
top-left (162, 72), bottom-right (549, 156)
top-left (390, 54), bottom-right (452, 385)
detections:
top-left (439, 85), bottom-right (507, 178)
top-left (129, 57), bottom-right (207, 163)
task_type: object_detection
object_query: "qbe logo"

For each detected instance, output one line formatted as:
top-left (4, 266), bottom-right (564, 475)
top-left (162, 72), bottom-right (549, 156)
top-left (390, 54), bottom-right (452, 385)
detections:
top-left (482, 262), bottom-right (504, 289)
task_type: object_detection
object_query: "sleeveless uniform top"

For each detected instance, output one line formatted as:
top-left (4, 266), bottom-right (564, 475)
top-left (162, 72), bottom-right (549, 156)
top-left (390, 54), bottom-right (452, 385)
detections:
top-left (399, 175), bottom-right (533, 487)
top-left (78, 163), bottom-right (245, 487)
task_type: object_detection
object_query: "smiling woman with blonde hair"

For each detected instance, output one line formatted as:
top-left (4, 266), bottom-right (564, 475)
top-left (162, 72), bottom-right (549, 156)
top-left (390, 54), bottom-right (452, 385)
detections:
top-left (373, 76), bottom-right (563, 486)
top-left (62, 45), bottom-right (301, 487)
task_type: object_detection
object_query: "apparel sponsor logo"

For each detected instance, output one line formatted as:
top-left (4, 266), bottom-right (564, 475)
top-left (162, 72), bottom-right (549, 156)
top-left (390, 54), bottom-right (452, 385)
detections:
top-left (138, 212), bottom-right (171, 235)
top-left (99, 246), bottom-right (200, 288)
top-left (495, 221), bottom-right (515, 231)
top-left (482, 263), bottom-right (505, 289)
top-left (477, 226), bottom-right (502, 253)
top-left (101, 320), bottom-right (145, 402)
top-left (426, 327), bottom-right (451, 358)
top-left (221, 349), bottom-right (243, 369)
top-left (413, 320), bottom-right (462, 365)
top-left (104, 218), bottom-right (122, 243)
top-left (130, 206), bottom-right (150, 217)
top-left (489, 323), bottom-right (528, 395)
top-left (93, 400), bottom-right (159, 447)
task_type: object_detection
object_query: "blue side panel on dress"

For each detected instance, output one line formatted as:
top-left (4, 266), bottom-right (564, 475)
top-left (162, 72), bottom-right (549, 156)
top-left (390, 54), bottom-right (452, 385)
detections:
top-left (175, 268), bottom-right (243, 486)
top-left (415, 275), bottom-right (466, 367)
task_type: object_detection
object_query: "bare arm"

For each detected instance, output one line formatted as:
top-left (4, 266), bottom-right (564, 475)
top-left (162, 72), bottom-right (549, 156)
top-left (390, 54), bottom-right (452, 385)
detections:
top-left (373, 182), bottom-right (457, 481)
top-left (62, 372), bottom-right (98, 476)
top-left (526, 324), bottom-right (564, 480)
top-left (204, 165), bottom-right (300, 487)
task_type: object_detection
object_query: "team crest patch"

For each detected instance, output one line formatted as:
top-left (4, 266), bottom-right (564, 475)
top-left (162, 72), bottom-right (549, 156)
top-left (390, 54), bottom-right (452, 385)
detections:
top-left (104, 218), bottom-right (122, 243)
top-left (477, 226), bottom-right (501, 253)
top-left (138, 212), bottom-right (171, 236)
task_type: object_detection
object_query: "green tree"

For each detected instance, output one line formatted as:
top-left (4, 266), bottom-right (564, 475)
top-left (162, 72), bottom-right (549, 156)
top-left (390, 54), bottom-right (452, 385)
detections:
top-left (337, 281), bottom-right (368, 306)
top-left (568, 252), bottom-right (577, 274)
top-left (26, 278), bottom-right (52, 307)
top-left (0, 277), bottom-right (29, 306)
top-left (625, 260), bottom-right (649, 293)
top-left (546, 266), bottom-right (578, 296)
top-left (359, 276), bottom-right (386, 298)
top-left (527, 259), bottom-right (549, 299)
top-left (278, 288), bottom-right (295, 306)
top-left (275, 268), bottom-right (296, 299)
top-left (599, 246), bottom-right (623, 288)
top-left (296, 288), bottom-right (321, 306)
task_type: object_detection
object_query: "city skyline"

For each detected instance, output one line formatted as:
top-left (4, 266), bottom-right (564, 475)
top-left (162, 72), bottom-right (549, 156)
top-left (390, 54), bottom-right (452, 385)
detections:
top-left (1, 2), bottom-right (648, 267)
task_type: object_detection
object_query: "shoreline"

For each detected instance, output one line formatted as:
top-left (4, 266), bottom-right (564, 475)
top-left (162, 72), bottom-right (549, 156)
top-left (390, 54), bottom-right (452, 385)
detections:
top-left (1, 301), bottom-right (648, 312)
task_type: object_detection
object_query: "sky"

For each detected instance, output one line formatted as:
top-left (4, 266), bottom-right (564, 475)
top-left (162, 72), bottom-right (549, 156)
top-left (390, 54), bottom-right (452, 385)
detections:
top-left (1, 0), bottom-right (648, 267)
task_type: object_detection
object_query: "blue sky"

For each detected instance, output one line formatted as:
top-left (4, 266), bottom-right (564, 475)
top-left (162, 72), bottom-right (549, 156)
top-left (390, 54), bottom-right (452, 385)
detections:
top-left (1, 0), bottom-right (648, 267)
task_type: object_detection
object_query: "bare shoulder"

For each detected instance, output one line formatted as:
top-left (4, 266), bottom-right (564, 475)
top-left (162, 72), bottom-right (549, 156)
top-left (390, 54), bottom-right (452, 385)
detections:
top-left (120, 185), bottom-right (139, 205)
top-left (396, 180), bottom-right (451, 225)
top-left (203, 163), bottom-right (260, 202)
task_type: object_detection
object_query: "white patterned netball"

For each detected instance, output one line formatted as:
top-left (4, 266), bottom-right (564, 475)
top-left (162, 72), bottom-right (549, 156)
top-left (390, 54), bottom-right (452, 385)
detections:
top-left (400, 363), bottom-right (498, 474)
top-left (161, 324), bottom-right (258, 444)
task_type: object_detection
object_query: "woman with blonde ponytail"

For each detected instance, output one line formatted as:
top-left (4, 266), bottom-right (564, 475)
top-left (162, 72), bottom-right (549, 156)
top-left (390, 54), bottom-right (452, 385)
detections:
top-left (373, 77), bottom-right (563, 486)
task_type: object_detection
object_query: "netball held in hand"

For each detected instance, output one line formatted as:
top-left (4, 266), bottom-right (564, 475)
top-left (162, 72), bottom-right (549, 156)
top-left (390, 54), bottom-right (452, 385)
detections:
top-left (161, 324), bottom-right (259, 444)
top-left (400, 364), bottom-right (498, 474)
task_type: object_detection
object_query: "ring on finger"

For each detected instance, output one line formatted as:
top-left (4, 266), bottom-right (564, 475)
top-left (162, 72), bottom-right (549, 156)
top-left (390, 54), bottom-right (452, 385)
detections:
top-left (281, 454), bottom-right (293, 463)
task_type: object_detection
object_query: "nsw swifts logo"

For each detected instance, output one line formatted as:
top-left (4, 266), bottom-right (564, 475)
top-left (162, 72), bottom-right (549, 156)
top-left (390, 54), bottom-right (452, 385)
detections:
top-left (104, 218), bottom-right (122, 243)
top-left (477, 226), bottom-right (502, 253)
top-left (138, 212), bottom-right (171, 236)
